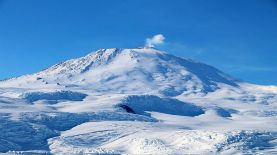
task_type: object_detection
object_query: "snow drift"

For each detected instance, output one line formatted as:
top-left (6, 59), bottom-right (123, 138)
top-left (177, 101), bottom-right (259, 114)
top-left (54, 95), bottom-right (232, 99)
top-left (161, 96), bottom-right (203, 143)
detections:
top-left (22, 91), bottom-right (88, 103)
top-left (116, 95), bottom-right (204, 117)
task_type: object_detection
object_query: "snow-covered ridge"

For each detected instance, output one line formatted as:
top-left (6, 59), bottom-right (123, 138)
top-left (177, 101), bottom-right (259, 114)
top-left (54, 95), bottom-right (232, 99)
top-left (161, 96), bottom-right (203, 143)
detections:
top-left (0, 48), bottom-right (241, 96)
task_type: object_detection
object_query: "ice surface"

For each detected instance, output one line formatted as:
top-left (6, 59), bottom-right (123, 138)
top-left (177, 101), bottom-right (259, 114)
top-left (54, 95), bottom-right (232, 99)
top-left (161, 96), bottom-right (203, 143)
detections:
top-left (22, 91), bottom-right (87, 103)
top-left (116, 95), bottom-right (204, 117)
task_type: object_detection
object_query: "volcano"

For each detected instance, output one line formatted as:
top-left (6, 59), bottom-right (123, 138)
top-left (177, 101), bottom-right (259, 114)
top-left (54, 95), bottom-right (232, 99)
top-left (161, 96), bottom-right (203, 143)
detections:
top-left (0, 48), bottom-right (276, 154)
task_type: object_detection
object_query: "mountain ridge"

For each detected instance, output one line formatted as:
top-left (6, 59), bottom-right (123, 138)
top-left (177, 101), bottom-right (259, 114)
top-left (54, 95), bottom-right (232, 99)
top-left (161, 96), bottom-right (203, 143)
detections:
top-left (0, 48), bottom-right (244, 96)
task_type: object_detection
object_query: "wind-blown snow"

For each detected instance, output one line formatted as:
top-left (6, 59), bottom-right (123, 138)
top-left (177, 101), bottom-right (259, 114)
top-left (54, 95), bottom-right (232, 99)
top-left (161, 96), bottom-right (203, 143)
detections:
top-left (0, 47), bottom-right (277, 154)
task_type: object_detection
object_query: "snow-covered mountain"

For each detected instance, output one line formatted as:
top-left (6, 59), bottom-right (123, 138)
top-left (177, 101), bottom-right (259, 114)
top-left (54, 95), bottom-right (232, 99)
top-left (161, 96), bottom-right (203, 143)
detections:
top-left (0, 48), bottom-right (277, 154)
top-left (0, 48), bottom-right (240, 94)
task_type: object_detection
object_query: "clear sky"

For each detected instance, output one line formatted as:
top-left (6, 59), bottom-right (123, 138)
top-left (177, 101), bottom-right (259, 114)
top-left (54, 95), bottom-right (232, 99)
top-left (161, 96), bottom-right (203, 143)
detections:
top-left (0, 0), bottom-right (277, 85)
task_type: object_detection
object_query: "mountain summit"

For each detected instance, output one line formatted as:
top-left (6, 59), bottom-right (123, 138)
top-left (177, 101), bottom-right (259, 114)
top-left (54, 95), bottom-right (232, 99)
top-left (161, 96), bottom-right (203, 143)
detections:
top-left (1, 48), bottom-right (240, 96)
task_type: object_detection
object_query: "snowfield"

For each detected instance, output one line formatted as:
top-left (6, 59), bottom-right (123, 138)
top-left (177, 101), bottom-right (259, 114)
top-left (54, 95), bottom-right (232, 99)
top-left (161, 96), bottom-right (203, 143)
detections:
top-left (48, 121), bottom-right (277, 154)
top-left (0, 48), bottom-right (277, 154)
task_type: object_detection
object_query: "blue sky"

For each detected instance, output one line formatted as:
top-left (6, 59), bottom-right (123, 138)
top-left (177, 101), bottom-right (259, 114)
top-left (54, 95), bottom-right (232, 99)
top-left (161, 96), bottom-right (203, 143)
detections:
top-left (0, 0), bottom-right (277, 85)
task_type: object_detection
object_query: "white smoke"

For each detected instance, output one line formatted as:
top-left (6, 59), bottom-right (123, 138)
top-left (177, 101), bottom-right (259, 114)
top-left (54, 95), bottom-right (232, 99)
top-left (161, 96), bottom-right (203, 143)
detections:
top-left (145, 34), bottom-right (165, 47)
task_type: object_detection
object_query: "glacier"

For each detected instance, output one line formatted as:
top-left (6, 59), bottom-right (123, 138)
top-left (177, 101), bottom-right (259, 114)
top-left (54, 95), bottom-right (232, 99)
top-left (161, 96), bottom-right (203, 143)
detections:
top-left (0, 47), bottom-right (277, 154)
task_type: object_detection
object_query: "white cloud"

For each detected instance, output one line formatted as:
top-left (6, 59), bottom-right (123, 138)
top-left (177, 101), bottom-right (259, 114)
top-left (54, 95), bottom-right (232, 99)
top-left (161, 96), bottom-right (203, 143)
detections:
top-left (145, 34), bottom-right (165, 47)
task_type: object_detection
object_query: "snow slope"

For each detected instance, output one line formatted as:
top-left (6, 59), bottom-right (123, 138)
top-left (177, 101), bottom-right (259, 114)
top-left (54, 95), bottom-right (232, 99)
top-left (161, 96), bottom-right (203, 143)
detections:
top-left (0, 47), bottom-right (277, 154)
top-left (0, 48), bottom-right (239, 95)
